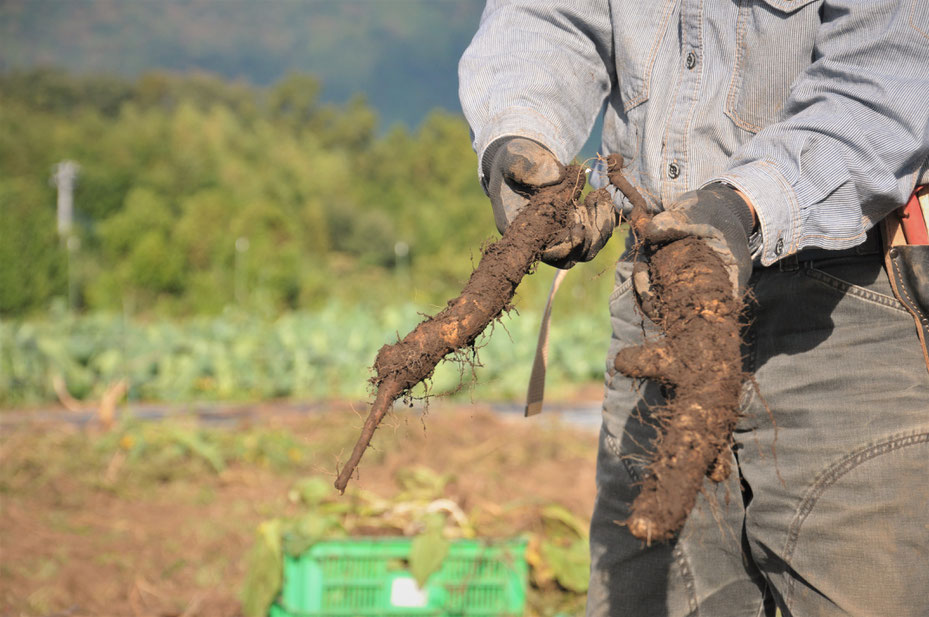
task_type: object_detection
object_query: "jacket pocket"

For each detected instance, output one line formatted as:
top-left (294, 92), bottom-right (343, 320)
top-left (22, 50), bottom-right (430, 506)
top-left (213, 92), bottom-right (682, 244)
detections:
top-left (910, 0), bottom-right (929, 41)
top-left (612, 0), bottom-right (677, 112)
top-left (725, 0), bottom-right (822, 133)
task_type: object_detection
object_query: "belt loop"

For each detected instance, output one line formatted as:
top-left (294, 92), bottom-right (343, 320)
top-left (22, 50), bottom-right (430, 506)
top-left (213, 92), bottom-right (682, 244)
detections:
top-left (778, 253), bottom-right (799, 272)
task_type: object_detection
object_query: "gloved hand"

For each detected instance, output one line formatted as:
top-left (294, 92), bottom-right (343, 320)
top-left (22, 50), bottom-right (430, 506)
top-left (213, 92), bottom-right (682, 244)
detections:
top-left (634, 184), bottom-right (754, 319)
top-left (484, 136), bottom-right (616, 269)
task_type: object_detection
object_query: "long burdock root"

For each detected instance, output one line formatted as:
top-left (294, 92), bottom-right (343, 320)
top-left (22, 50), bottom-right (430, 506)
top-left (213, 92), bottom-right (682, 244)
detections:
top-left (606, 155), bottom-right (744, 543)
top-left (334, 165), bottom-right (608, 493)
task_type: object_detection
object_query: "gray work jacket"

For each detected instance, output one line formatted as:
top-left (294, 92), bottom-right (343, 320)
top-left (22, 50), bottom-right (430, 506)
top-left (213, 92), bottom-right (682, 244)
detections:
top-left (459, 0), bottom-right (929, 265)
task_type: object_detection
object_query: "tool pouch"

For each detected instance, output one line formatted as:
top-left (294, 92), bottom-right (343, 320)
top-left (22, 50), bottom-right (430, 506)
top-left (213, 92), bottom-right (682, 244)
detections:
top-left (882, 187), bottom-right (929, 375)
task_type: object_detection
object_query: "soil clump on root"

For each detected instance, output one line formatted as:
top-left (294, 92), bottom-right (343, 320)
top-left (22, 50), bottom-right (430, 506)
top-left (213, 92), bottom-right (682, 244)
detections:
top-left (613, 237), bottom-right (743, 542)
top-left (335, 165), bottom-right (611, 492)
top-left (607, 154), bottom-right (746, 543)
top-left (337, 152), bottom-right (748, 546)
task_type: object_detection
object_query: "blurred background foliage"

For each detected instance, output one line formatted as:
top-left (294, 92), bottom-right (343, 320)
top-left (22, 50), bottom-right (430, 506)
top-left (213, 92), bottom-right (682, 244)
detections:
top-left (1, 6), bottom-right (610, 615)
top-left (1, 1), bottom-right (618, 407)
top-left (1, 69), bottom-right (477, 315)
top-left (0, 69), bottom-right (623, 405)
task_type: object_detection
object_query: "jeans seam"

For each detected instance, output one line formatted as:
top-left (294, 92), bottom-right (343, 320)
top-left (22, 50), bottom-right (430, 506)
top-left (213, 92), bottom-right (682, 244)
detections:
top-left (744, 300), bottom-right (768, 617)
top-left (609, 277), bottom-right (634, 303)
top-left (606, 429), bottom-right (701, 614)
top-left (737, 288), bottom-right (758, 412)
top-left (803, 267), bottom-right (908, 314)
top-left (604, 430), bottom-right (642, 484)
top-left (781, 430), bottom-right (929, 608)
top-left (672, 543), bottom-right (700, 616)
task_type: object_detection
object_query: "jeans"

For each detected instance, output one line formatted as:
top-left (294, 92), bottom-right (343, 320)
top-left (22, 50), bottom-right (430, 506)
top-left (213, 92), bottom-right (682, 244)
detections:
top-left (587, 248), bottom-right (929, 617)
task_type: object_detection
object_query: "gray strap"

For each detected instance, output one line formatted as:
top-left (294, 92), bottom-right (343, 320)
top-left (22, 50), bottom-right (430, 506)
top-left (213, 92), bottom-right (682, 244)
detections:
top-left (525, 268), bottom-right (568, 416)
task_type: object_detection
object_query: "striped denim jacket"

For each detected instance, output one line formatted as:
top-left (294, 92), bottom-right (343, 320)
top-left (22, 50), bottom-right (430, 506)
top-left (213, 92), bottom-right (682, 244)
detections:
top-left (459, 0), bottom-right (929, 265)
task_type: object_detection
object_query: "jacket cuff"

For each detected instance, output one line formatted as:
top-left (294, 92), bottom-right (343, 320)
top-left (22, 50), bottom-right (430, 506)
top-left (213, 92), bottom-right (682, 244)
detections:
top-left (706, 160), bottom-right (801, 266)
top-left (474, 107), bottom-right (569, 187)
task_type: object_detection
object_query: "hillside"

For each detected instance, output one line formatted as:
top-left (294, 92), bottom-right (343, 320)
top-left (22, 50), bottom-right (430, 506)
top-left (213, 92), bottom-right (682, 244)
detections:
top-left (0, 0), bottom-right (485, 128)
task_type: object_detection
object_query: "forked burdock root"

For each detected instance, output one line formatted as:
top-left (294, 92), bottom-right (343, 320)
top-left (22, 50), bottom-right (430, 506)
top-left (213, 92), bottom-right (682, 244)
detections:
top-left (607, 154), bottom-right (744, 543)
top-left (336, 154), bottom-right (745, 543)
top-left (334, 165), bottom-right (612, 493)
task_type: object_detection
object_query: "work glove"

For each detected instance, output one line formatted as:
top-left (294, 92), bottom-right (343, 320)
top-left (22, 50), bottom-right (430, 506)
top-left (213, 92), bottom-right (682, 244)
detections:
top-left (484, 137), bottom-right (616, 269)
top-left (634, 184), bottom-right (754, 319)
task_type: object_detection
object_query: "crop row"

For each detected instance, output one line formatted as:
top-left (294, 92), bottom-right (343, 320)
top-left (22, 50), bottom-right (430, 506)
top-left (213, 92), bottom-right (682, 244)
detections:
top-left (1, 303), bottom-right (609, 407)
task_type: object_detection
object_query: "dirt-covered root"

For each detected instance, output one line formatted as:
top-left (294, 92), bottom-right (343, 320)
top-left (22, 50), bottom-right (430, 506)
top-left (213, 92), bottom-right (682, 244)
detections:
top-left (334, 166), bottom-right (607, 493)
top-left (603, 152), bottom-right (745, 543)
top-left (613, 238), bottom-right (743, 542)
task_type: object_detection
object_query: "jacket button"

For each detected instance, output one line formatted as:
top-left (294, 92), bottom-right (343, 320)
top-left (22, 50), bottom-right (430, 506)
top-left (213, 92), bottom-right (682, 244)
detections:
top-left (667, 162), bottom-right (680, 179)
top-left (775, 238), bottom-right (784, 255)
top-left (685, 51), bottom-right (697, 70)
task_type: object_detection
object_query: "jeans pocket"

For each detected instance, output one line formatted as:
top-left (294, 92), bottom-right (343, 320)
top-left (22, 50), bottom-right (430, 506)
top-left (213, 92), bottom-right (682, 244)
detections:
top-left (804, 260), bottom-right (908, 314)
top-left (725, 0), bottom-right (821, 133)
top-left (603, 260), bottom-right (665, 438)
top-left (607, 260), bottom-right (642, 352)
top-left (780, 431), bottom-right (929, 614)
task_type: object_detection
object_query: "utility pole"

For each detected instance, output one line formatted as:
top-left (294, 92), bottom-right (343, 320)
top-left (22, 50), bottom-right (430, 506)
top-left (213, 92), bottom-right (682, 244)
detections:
top-left (51, 160), bottom-right (80, 238)
top-left (51, 160), bottom-right (81, 310)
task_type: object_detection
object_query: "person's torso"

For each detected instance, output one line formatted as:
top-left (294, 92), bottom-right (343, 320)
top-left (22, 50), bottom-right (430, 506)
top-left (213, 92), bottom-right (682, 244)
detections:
top-left (599, 0), bottom-right (823, 208)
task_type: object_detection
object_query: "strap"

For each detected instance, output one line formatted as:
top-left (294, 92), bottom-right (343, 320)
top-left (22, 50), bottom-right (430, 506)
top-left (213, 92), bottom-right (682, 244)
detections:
top-left (886, 245), bottom-right (929, 374)
top-left (525, 268), bottom-right (568, 416)
top-left (881, 187), bottom-right (929, 375)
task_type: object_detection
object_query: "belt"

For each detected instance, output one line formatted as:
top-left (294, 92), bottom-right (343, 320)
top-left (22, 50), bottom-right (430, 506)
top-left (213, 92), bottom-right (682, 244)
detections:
top-left (761, 227), bottom-right (882, 271)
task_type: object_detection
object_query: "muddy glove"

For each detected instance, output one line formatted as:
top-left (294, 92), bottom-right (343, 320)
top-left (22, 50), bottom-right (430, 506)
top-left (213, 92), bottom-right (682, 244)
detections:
top-left (634, 183), bottom-right (754, 319)
top-left (484, 137), bottom-right (616, 269)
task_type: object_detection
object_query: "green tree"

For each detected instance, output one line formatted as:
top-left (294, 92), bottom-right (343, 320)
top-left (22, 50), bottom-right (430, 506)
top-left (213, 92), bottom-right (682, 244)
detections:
top-left (0, 181), bottom-right (66, 315)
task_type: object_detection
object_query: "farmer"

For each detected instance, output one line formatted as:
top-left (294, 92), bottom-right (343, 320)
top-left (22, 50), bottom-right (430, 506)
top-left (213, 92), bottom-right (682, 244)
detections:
top-left (460, 2), bottom-right (929, 616)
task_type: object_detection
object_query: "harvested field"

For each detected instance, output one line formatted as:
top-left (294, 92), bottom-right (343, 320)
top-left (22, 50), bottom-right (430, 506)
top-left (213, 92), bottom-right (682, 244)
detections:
top-left (0, 403), bottom-right (598, 617)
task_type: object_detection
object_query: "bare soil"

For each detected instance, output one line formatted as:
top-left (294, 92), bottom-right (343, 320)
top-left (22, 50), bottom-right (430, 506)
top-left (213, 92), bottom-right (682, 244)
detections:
top-left (0, 404), bottom-right (597, 617)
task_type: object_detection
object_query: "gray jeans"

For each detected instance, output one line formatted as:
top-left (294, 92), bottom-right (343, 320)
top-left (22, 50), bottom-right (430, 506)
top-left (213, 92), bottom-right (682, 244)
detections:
top-left (587, 249), bottom-right (929, 617)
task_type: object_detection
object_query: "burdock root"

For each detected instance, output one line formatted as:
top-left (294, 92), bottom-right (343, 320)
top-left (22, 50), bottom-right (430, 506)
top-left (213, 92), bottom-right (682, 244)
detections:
top-left (607, 155), bottom-right (744, 543)
top-left (335, 164), bottom-right (611, 493)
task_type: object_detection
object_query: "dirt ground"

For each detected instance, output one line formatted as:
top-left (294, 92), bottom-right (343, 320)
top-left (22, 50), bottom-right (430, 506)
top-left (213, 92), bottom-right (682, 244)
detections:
top-left (0, 401), bottom-right (599, 617)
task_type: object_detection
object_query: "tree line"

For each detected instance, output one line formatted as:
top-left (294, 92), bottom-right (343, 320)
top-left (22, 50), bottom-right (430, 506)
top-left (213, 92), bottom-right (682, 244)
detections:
top-left (0, 69), bottom-right (496, 317)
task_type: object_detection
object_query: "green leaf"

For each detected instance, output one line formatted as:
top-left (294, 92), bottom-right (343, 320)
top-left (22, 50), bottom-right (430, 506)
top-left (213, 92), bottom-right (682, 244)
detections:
top-left (170, 427), bottom-right (226, 472)
top-left (541, 504), bottom-right (588, 540)
top-left (281, 512), bottom-right (344, 556)
top-left (239, 519), bottom-right (283, 617)
top-left (541, 537), bottom-right (590, 593)
top-left (409, 526), bottom-right (449, 588)
top-left (290, 476), bottom-right (332, 506)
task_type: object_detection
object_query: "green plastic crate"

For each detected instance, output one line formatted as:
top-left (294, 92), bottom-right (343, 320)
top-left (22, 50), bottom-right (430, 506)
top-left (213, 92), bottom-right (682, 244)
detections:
top-left (269, 537), bottom-right (529, 617)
